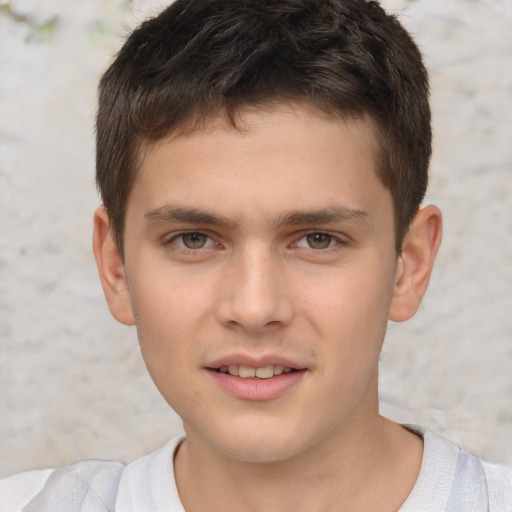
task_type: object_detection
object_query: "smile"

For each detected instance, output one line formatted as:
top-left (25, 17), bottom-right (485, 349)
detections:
top-left (207, 360), bottom-right (306, 401)
top-left (215, 365), bottom-right (296, 379)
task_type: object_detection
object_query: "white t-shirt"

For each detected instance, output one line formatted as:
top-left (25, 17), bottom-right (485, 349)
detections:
top-left (1, 428), bottom-right (511, 511)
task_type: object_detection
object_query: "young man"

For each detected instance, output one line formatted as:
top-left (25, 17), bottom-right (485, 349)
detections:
top-left (1, 0), bottom-right (511, 510)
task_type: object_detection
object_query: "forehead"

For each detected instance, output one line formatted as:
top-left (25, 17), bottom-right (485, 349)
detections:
top-left (129, 105), bottom-right (391, 227)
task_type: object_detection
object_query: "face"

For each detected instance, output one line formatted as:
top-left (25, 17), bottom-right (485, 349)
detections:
top-left (119, 105), bottom-right (399, 462)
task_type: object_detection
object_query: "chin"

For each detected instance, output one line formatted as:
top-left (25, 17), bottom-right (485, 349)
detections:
top-left (206, 419), bottom-right (317, 464)
top-left (220, 438), bottom-right (302, 463)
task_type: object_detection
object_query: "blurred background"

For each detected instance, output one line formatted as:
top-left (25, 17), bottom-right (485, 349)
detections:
top-left (0, 0), bottom-right (511, 477)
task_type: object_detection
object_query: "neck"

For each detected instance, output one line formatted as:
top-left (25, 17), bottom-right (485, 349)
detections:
top-left (174, 413), bottom-right (423, 512)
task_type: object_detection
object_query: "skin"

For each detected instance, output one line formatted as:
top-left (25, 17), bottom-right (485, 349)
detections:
top-left (94, 104), bottom-right (442, 511)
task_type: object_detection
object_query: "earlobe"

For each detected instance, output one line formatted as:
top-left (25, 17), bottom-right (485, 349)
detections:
top-left (92, 207), bottom-right (135, 326)
top-left (389, 205), bottom-right (442, 322)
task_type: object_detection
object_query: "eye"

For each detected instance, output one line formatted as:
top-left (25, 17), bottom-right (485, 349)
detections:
top-left (296, 232), bottom-right (338, 250)
top-left (174, 232), bottom-right (212, 249)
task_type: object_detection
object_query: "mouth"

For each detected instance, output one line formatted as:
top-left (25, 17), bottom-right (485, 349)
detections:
top-left (209, 364), bottom-right (298, 379)
top-left (205, 359), bottom-right (307, 400)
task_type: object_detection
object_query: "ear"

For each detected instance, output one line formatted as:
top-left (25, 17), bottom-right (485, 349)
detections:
top-left (92, 206), bottom-right (135, 326)
top-left (389, 205), bottom-right (442, 322)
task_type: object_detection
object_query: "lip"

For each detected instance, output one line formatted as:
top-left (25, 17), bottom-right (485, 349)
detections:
top-left (204, 353), bottom-right (308, 401)
top-left (207, 368), bottom-right (306, 401)
top-left (206, 354), bottom-right (306, 370)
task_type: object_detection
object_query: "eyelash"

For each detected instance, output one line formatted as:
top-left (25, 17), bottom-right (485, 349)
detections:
top-left (293, 232), bottom-right (344, 250)
top-left (163, 230), bottom-right (346, 253)
top-left (164, 231), bottom-right (219, 252)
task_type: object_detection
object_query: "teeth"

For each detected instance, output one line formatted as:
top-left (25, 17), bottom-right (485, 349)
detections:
top-left (238, 365), bottom-right (256, 378)
top-left (218, 364), bottom-right (295, 379)
top-left (255, 366), bottom-right (274, 379)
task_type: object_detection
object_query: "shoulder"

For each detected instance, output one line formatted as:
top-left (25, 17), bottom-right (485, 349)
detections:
top-left (0, 469), bottom-right (54, 512)
top-left (447, 450), bottom-right (512, 511)
top-left (0, 460), bottom-right (124, 512)
top-left (0, 435), bottom-right (186, 512)
top-left (400, 426), bottom-right (512, 511)
top-left (481, 459), bottom-right (512, 511)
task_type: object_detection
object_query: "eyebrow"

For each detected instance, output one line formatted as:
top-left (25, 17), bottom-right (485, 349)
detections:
top-left (275, 207), bottom-right (369, 227)
top-left (144, 204), bottom-right (368, 229)
top-left (145, 205), bottom-right (237, 228)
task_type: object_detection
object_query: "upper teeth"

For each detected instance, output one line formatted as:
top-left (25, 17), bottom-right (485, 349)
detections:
top-left (219, 365), bottom-right (293, 379)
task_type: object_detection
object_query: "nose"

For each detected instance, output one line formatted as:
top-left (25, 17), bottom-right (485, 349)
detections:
top-left (215, 245), bottom-right (294, 334)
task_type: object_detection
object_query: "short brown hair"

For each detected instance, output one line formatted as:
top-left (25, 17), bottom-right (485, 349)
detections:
top-left (96, 0), bottom-right (431, 255)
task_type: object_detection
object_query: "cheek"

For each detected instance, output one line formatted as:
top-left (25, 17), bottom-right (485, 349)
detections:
top-left (130, 263), bottom-right (210, 333)
top-left (132, 290), bottom-right (201, 413)
top-left (128, 279), bottom-right (198, 377)
top-left (302, 266), bottom-right (393, 328)
top-left (300, 263), bottom-right (394, 366)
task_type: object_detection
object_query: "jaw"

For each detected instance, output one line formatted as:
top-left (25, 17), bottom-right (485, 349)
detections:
top-left (179, 367), bottom-right (382, 465)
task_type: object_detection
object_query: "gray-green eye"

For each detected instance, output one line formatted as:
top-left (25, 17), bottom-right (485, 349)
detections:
top-left (181, 232), bottom-right (209, 249)
top-left (306, 233), bottom-right (333, 249)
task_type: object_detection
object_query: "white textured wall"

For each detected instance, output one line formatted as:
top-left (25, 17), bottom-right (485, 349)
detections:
top-left (0, 0), bottom-right (511, 478)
